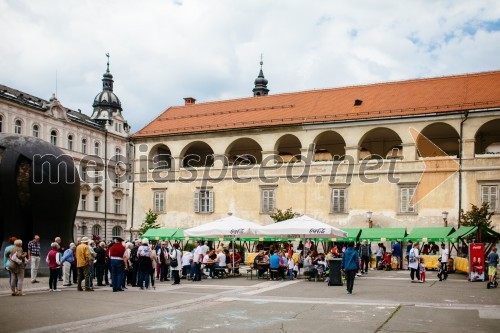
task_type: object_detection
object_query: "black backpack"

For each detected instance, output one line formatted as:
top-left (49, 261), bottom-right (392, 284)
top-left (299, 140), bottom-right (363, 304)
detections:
top-left (130, 247), bottom-right (139, 264)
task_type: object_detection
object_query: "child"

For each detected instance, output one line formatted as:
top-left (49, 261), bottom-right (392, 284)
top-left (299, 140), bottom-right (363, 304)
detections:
top-left (437, 260), bottom-right (447, 281)
top-left (419, 258), bottom-right (426, 283)
top-left (287, 253), bottom-right (294, 280)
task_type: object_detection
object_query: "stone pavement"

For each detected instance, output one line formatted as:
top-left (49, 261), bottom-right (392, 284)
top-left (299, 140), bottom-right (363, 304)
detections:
top-left (0, 269), bottom-right (498, 333)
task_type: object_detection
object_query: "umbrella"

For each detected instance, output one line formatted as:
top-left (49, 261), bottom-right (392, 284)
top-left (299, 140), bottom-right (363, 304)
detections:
top-left (184, 213), bottom-right (261, 274)
top-left (256, 215), bottom-right (348, 239)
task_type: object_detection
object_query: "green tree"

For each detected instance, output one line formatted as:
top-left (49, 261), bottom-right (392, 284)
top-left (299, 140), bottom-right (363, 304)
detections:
top-left (139, 209), bottom-right (160, 236)
top-left (270, 207), bottom-right (298, 223)
top-left (460, 202), bottom-right (495, 229)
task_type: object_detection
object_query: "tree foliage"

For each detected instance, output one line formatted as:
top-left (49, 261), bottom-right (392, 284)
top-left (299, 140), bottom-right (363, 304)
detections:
top-left (270, 207), bottom-right (298, 223)
top-left (460, 202), bottom-right (495, 229)
top-left (139, 209), bottom-right (160, 236)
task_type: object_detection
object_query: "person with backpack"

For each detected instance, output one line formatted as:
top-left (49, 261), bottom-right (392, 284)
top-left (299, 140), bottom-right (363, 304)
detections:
top-left (129, 240), bottom-right (139, 287)
top-left (341, 242), bottom-right (360, 295)
top-left (408, 242), bottom-right (421, 283)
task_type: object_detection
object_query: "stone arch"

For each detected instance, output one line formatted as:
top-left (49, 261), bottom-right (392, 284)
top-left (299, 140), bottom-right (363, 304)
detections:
top-left (149, 143), bottom-right (172, 170)
top-left (180, 141), bottom-right (215, 168)
top-left (358, 127), bottom-right (403, 159)
top-left (313, 130), bottom-right (346, 161)
top-left (225, 138), bottom-right (263, 165)
top-left (475, 119), bottom-right (500, 154)
top-left (274, 134), bottom-right (302, 163)
top-left (418, 122), bottom-right (460, 157)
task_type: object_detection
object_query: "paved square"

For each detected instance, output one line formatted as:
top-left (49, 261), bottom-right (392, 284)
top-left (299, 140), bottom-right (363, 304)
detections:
top-left (1, 270), bottom-right (498, 333)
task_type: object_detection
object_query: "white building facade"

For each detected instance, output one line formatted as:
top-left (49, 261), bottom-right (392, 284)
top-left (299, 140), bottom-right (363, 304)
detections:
top-left (0, 63), bottom-right (132, 241)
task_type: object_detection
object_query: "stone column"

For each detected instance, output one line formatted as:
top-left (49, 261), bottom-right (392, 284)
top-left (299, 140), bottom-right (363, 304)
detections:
top-left (401, 143), bottom-right (417, 161)
top-left (462, 139), bottom-right (476, 159)
top-left (344, 146), bottom-right (360, 163)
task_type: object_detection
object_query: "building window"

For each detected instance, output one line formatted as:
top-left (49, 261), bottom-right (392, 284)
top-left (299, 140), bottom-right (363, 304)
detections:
top-left (50, 130), bottom-right (57, 146)
top-left (94, 196), bottom-right (99, 212)
top-left (115, 147), bottom-right (121, 161)
top-left (14, 119), bottom-right (22, 134)
top-left (112, 226), bottom-right (122, 237)
top-left (331, 187), bottom-right (347, 213)
top-left (194, 190), bottom-right (213, 213)
top-left (81, 226), bottom-right (87, 237)
top-left (153, 191), bottom-right (165, 212)
top-left (94, 142), bottom-right (100, 156)
top-left (93, 170), bottom-right (99, 183)
top-left (261, 189), bottom-right (275, 213)
top-left (481, 184), bottom-right (498, 211)
top-left (115, 199), bottom-right (121, 214)
top-left (81, 166), bottom-right (87, 182)
top-left (81, 138), bottom-right (87, 154)
top-left (32, 124), bottom-right (39, 138)
top-left (92, 225), bottom-right (101, 237)
top-left (67, 135), bottom-right (73, 150)
top-left (0, 115), bottom-right (3, 132)
top-left (400, 186), bottom-right (417, 213)
top-left (81, 194), bottom-right (87, 210)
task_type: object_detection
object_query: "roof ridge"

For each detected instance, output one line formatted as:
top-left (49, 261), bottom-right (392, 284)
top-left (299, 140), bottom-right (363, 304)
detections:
top-left (162, 69), bottom-right (500, 110)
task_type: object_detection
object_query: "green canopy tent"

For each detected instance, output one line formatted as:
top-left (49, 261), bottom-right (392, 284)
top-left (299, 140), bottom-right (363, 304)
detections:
top-left (359, 228), bottom-right (407, 242)
top-left (141, 228), bottom-right (177, 241)
top-left (404, 227), bottom-right (455, 242)
top-left (446, 225), bottom-right (500, 255)
top-left (333, 228), bottom-right (361, 242)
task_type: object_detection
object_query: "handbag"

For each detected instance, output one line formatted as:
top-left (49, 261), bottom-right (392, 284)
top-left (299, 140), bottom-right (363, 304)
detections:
top-left (170, 250), bottom-right (178, 268)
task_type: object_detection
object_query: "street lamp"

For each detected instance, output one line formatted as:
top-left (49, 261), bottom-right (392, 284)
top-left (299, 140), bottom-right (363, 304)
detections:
top-left (367, 211), bottom-right (373, 228)
top-left (442, 211), bottom-right (449, 227)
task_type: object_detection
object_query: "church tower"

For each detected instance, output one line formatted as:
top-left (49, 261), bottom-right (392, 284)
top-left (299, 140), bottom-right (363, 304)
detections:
top-left (252, 56), bottom-right (269, 97)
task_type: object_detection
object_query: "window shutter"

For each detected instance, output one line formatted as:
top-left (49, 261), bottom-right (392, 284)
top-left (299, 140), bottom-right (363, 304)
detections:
top-left (408, 188), bottom-right (415, 212)
top-left (208, 191), bottom-right (214, 213)
top-left (269, 190), bottom-right (274, 211)
top-left (339, 189), bottom-right (345, 212)
top-left (401, 188), bottom-right (408, 212)
top-left (194, 191), bottom-right (200, 213)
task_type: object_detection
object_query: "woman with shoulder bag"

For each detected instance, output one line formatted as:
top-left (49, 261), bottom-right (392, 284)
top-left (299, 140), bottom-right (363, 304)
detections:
top-left (170, 243), bottom-right (182, 285)
top-left (408, 242), bottom-right (421, 283)
top-left (9, 239), bottom-right (27, 296)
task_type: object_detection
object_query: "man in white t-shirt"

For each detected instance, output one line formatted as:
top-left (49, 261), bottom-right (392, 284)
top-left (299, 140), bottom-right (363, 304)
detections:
top-left (192, 241), bottom-right (203, 282)
top-left (201, 241), bottom-right (209, 258)
top-left (181, 251), bottom-right (193, 279)
top-left (440, 243), bottom-right (449, 273)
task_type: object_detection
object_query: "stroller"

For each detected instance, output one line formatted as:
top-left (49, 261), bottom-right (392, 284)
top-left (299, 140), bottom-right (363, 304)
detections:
top-left (378, 253), bottom-right (393, 271)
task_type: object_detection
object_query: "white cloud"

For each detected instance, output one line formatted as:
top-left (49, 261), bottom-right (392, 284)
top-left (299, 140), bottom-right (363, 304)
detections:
top-left (0, 0), bottom-right (499, 132)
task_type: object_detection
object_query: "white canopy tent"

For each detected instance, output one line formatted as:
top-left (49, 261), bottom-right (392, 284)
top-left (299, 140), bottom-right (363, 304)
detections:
top-left (256, 215), bottom-right (348, 239)
top-left (184, 214), bottom-right (261, 274)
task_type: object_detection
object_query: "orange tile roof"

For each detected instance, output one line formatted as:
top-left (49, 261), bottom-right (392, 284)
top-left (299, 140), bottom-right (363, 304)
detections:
top-left (133, 71), bottom-right (500, 138)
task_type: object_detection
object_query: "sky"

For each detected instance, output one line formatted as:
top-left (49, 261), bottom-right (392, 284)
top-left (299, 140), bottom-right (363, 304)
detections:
top-left (1, 0), bottom-right (499, 133)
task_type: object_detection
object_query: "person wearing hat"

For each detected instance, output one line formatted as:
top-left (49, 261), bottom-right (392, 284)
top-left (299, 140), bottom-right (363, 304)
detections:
top-left (109, 236), bottom-right (126, 292)
top-left (76, 237), bottom-right (93, 291)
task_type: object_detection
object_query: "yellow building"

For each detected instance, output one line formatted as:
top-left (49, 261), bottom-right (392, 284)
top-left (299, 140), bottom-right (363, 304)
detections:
top-left (130, 69), bottom-right (500, 232)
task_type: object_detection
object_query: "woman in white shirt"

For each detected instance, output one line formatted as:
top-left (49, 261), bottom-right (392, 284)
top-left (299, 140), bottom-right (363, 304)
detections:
top-left (408, 242), bottom-right (421, 283)
top-left (169, 243), bottom-right (182, 285)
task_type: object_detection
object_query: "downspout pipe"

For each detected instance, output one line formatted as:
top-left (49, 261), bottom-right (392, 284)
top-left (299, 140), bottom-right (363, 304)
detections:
top-left (104, 130), bottom-right (108, 241)
top-left (458, 110), bottom-right (469, 228)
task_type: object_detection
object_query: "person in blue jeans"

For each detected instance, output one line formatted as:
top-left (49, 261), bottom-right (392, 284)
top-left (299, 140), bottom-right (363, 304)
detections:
top-left (341, 242), bottom-right (360, 295)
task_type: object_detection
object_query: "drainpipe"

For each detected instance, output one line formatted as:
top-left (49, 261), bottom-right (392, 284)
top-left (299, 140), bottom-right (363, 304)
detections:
top-left (104, 130), bottom-right (108, 241)
top-left (129, 139), bottom-right (135, 242)
top-left (458, 110), bottom-right (469, 228)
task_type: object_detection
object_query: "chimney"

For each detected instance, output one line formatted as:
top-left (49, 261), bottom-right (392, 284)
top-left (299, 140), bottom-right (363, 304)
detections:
top-left (184, 97), bottom-right (196, 106)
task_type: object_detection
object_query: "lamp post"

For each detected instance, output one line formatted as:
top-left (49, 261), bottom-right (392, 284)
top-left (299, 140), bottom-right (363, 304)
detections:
top-left (442, 211), bottom-right (449, 227)
top-left (367, 211), bottom-right (373, 229)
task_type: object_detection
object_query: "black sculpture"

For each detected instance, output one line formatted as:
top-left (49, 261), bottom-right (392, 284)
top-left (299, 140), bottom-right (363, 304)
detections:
top-left (0, 134), bottom-right (80, 258)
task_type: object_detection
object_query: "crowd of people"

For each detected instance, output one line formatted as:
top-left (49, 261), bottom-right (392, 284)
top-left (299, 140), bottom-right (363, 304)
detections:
top-left (3, 234), bottom-right (498, 297)
top-left (3, 235), bottom-right (246, 295)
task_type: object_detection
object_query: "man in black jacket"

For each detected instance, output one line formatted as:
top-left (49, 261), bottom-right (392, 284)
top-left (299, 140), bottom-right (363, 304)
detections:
top-left (95, 242), bottom-right (106, 286)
